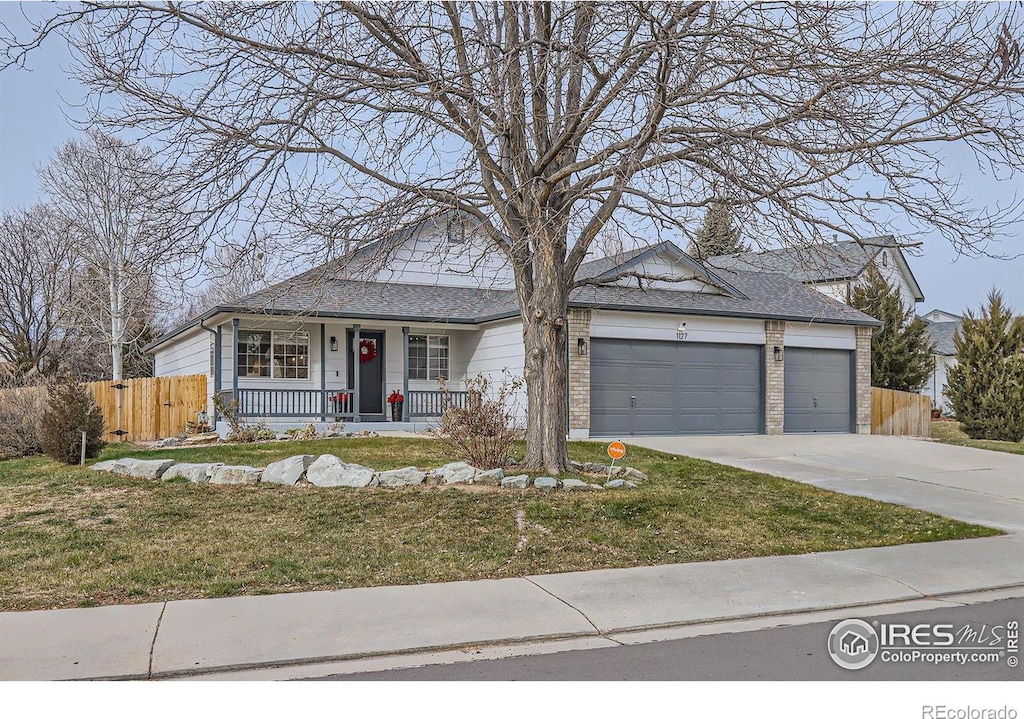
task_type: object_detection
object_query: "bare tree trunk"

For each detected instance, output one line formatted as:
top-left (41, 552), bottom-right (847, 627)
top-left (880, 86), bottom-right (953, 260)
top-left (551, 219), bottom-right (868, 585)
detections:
top-left (518, 248), bottom-right (571, 475)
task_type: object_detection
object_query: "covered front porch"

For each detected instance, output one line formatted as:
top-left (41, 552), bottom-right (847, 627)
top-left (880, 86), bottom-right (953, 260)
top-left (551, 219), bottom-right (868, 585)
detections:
top-left (211, 316), bottom-right (472, 428)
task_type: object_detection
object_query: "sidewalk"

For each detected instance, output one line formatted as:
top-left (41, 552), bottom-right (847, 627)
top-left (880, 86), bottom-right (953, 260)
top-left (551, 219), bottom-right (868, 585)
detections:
top-left (2, 533), bottom-right (1022, 680)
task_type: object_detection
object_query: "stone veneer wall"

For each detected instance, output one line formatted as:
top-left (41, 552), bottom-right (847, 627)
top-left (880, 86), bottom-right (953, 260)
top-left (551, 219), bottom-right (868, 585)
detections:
top-left (764, 320), bottom-right (785, 435)
top-left (567, 309), bottom-right (592, 438)
top-left (855, 325), bottom-right (873, 434)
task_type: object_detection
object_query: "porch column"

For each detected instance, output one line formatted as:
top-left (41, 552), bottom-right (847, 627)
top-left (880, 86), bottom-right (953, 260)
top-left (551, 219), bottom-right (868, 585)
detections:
top-left (352, 323), bottom-right (361, 423)
top-left (320, 323), bottom-right (326, 421)
top-left (402, 326), bottom-right (410, 422)
top-left (213, 324), bottom-right (223, 425)
top-left (231, 318), bottom-right (239, 407)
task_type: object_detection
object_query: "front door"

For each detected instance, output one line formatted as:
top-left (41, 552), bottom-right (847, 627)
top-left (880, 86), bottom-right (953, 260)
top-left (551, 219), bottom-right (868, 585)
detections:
top-left (347, 330), bottom-right (385, 418)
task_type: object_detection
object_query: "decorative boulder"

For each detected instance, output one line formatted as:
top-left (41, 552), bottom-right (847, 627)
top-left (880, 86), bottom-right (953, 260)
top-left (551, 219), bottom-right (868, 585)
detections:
top-left (90, 460), bottom-right (119, 472)
top-left (182, 432), bottom-right (220, 446)
top-left (621, 467), bottom-right (647, 482)
top-left (163, 462), bottom-right (223, 483)
top-left (262, 455), bottom-right (314, 486)
top-left (115, 458), bottom-right (175, 480)
top-left (604, 479), bottom-right (638, 490)
top-left (474, 468), bottom-right (504, 486)
top-left (306, 455), bottom-right (376, 487)
top-left (210, 465), bottom-right (262, 485)
top-left (439, 461), bottom-right (477, 485)
top-left (534, 476), bottom-right (558, 490)
top-left (377, 467), bottom-right (426, 488)
top-left (561, 478), bottom-right (592, 491)
top-left (500, 474), bottom-right (530, 489)
top-left (582, 462), bottom-right (606, 474)
top-left (156, 437), bottom-right (181, 448)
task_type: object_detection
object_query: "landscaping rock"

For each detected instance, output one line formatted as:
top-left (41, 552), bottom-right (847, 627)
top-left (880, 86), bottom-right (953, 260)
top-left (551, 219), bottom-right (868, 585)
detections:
top-left (501, 474), bottom-right (530, 489)
top-left (306, 455), bottom-right (376, 487)
top-left (582, 462), bottom-right (606, 473)
top-left (183, 432), bottom-right (219, 446)
top-left (534, 476), bottom-right (558, 490)
top-left (156, 437), bottom-right (181, 447)
top-left (604, 479), bottom-right (638, 490)
top-left (162, 462), bottom-right (223, 483)
top-left (90, 460), bottom-right (119, 472)
top-left (114, 458), bottom-right (175, 480)
top-left (561, 478), bottom-right (592, 491)
top-left (275, 433), bottom-right (292, 441)
top-left (569, 460), bottom-right (584, 470)
top-left (474, 468), bottom-right (504, 486)
top-left (210, 465), bottom-right (262, 485)
top-left (377, 467), bottom-right (426, 487)
top-left (588, 483), bottom-right (605, 491)
top-left (439, 461), bottom-right (478, 485)
top-left (621, 467), bottom-right (648, 482)
top-left (262, 455), bottom-right (314, 486)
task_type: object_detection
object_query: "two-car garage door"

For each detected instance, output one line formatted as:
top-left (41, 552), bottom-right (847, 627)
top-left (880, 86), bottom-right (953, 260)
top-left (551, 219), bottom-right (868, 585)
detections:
top-left (590, 339), bottom-right (762, 436)
top-left (589, 340), bottom-right (854, 436)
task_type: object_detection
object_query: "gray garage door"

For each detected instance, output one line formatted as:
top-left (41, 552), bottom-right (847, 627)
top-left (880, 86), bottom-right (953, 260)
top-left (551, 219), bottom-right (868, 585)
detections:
top-left (784, 347), bottom-right (853, 433)
top-left (590, 339), bottom-right (762, 436)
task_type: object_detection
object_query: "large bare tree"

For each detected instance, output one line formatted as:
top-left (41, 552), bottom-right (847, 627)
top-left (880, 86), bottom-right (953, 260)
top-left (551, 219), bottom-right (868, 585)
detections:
top-left (38, 130), bottom-right (195, 381)
top-left (6, 2), bottom-right (1023, 471)
top-left (0, 204), bottom-right (77, 378)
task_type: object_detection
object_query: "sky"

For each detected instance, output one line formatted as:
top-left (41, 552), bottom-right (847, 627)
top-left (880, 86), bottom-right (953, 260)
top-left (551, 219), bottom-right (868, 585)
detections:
top-left (1, 2), bottom-right (1022, 315)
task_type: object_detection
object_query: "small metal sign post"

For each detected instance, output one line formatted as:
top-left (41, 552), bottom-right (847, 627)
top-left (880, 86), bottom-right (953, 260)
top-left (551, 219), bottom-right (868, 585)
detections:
top-left (606, 440), bottom-right (626, 478)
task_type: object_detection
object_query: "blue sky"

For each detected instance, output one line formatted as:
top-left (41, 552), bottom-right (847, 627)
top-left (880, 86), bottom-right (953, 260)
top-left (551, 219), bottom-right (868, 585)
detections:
top-left (1, 3), bottom-right (1022, 315)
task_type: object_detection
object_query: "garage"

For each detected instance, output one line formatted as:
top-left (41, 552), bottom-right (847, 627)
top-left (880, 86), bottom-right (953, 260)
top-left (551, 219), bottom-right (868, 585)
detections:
top-left (784, 347), bottom-right (854, 433)
top-left (590, 339), bottom-right (763, 436)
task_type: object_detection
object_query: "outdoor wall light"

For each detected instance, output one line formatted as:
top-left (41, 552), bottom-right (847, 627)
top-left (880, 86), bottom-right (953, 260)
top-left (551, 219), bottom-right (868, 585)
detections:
top-left (330, 336), bottom-right (338, 352)
top-left (774, 345), bottom-right (784, 362)
top-left (577, 338), bottom-right (588, 356)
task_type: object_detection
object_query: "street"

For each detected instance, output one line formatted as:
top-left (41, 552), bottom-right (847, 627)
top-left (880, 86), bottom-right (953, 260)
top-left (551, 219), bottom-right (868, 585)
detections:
top-left (315, 598), bottom-right (1023, 681)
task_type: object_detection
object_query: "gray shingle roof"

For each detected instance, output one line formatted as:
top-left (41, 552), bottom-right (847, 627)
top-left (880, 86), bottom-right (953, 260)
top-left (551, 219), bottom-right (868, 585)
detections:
top-left (577, 245), bottom-right (654, 281)
top-left (708, 238), bottom-right (894, 283)
top-left (926, 320), bottom-right (960, 355)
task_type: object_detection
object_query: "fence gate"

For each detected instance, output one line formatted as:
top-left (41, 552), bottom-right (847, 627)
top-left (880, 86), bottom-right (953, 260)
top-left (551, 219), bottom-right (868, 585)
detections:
top-left (87, 374), bottom-right (208, 442)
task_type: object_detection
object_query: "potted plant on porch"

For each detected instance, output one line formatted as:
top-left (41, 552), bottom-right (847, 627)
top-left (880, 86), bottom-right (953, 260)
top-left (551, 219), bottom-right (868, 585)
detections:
top-left (387, 389), bottom-right (404, 422)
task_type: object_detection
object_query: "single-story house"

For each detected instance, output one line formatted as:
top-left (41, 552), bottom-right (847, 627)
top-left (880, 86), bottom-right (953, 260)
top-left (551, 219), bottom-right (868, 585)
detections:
top-left (147, 216), bottom-right (881, 437)
top-left (921, 309), bottom-right (962, 414)
top-left (708, 236), bottom-right (925, 312)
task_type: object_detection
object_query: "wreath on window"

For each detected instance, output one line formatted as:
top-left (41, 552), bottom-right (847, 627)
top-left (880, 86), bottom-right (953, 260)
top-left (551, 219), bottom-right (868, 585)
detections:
top-left (359, 338), bottom-right (377, 363)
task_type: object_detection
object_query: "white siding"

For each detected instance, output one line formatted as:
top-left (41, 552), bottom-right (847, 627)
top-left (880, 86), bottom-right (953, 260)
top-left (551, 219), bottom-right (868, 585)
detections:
top-left (154, 328), bottom-right (212, 377)
top-left (607, 250), bottom-right (725, 293)
top-left (463, 319), bottom-right (528, 418)
top-left (784, 321), bottom-right (857, 350)
top-left (809, 248), bottom-right (919, 312)
top-left (591, 311), bottom-right (765, 345)
top-left (923, 354), bottom-right (957, 414)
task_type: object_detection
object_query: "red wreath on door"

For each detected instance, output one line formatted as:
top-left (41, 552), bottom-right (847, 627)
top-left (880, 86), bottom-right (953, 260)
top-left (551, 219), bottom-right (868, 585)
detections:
top-left (359, 338), bottom-right (377, 363)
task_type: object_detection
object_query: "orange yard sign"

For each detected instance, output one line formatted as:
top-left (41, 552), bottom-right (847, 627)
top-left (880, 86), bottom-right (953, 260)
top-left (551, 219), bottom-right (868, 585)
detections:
top-left (607, 441), bottom-right (626, 461)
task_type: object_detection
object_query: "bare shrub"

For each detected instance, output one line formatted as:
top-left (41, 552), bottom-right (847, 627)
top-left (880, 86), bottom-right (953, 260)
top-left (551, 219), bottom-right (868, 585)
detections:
top-left (0, 379), bottom-right (47, 459)
top-left (212, 392), bottom-right (277, 443)
top-left (436, 372), bottom-right (524, 469)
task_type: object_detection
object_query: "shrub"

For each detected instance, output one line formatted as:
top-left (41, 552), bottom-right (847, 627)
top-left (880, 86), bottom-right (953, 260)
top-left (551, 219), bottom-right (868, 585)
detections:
top-left (0, 381), bottom-right (47, 459)
top-left (212, 392), bottom-right (278, 443)
top-left (40, 376), bottom-right (106, 464)
top-left (946, 290), bottom-right (1024, 442)
top-left (436, 372), bottom-right (524, 468)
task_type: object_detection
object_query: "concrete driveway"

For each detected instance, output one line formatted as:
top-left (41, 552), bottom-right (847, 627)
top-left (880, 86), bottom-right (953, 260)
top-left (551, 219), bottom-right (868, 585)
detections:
top-left (628, 434), bottom-right (1024, 533)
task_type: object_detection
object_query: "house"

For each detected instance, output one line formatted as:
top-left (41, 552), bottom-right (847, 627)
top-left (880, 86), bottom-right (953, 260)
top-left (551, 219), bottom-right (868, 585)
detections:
top-left (146, 216), bottom-right (882, 438)
top-left (840, 631), bottom-right (869, 656)
top-left (708, 236), bottom-right (925, 312)
top-left (921, 309), bottom-right (962, 414)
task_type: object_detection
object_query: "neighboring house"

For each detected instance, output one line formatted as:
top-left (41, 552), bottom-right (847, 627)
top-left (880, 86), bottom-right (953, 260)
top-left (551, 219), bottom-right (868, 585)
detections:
top-left (921, 309), bottom-right (962, 414)
top-left (147, 216), bottom-right (881, 438)
top-left (708, 236), bottom-right (925, 312)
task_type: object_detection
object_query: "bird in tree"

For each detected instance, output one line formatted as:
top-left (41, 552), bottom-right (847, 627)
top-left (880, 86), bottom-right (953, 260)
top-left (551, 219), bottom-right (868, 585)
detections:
top-left (690, 200), bottom-right (747, 260)
top-left (847, 264), bottom-right (935, 393)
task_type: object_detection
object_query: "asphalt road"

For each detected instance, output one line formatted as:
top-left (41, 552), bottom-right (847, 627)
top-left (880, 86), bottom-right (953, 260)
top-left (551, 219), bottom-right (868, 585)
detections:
top-left (313, 598), bottom-right (1023, 681)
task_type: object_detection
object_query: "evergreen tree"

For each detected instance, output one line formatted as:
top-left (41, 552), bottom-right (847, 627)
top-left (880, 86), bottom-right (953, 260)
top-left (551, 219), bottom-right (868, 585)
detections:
top-left (847, 264), bottom-right (935, 392)
top-left (690, 200), bottom-right (746, 260)
top-left (945, 290), bottom-right (1024, 442)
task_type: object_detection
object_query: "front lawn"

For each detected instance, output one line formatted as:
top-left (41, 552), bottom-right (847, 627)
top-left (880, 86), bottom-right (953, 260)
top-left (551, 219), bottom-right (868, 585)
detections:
top-left (0, 437), bottom-right (1000, 611)
top-left (930, 420), bottom-right (1024, 456)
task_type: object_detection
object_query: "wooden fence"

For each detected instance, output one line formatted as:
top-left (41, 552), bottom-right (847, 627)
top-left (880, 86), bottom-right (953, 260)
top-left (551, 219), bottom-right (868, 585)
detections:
top-left (871, 387), bottom-right (932, 437)
top-left (88, 374), bottom-right (208, 442)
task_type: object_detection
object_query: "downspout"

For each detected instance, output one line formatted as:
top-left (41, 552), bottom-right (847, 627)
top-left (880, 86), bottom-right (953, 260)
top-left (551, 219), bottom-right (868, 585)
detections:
top-left (199, 317), bottom-right (221, 427)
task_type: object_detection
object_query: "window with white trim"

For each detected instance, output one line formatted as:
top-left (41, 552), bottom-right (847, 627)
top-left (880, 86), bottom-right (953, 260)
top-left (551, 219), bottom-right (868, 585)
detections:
top-left (237, 330), bottom-right (309, 379)
top-left (408, 335), bottom-right (449, 380)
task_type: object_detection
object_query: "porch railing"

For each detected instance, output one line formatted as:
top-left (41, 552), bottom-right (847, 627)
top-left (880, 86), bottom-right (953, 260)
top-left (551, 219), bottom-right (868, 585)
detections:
top-left (227, 388), bottom-right (358, 419)
top-left (407, 390), bottom-right (469, 418)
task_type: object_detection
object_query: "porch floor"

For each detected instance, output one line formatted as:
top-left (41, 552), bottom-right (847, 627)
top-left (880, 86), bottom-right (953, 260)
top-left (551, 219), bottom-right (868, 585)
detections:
top-left (215, 420), bottom-right (439, 439)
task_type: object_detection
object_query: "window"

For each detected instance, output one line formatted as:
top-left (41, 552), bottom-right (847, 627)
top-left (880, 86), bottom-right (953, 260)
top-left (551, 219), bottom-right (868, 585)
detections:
top-left (237, 330), bottom-right (309, 379)
top-left (408, 335), bottom-right (449, 380)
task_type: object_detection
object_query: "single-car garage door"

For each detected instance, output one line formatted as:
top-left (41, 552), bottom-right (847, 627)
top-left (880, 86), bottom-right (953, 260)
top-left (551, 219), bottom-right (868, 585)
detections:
top-left (784, 347), bottom-right (853, 433)
top-left (590, 339), bottom-right (762, 436)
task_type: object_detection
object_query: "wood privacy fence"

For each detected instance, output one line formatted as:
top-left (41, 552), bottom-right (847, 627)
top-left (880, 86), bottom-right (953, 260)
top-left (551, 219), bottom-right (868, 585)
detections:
top-left (88, 374), bottom-right (208, 442)
top-left (871, 387), bottom-right (932, 437)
